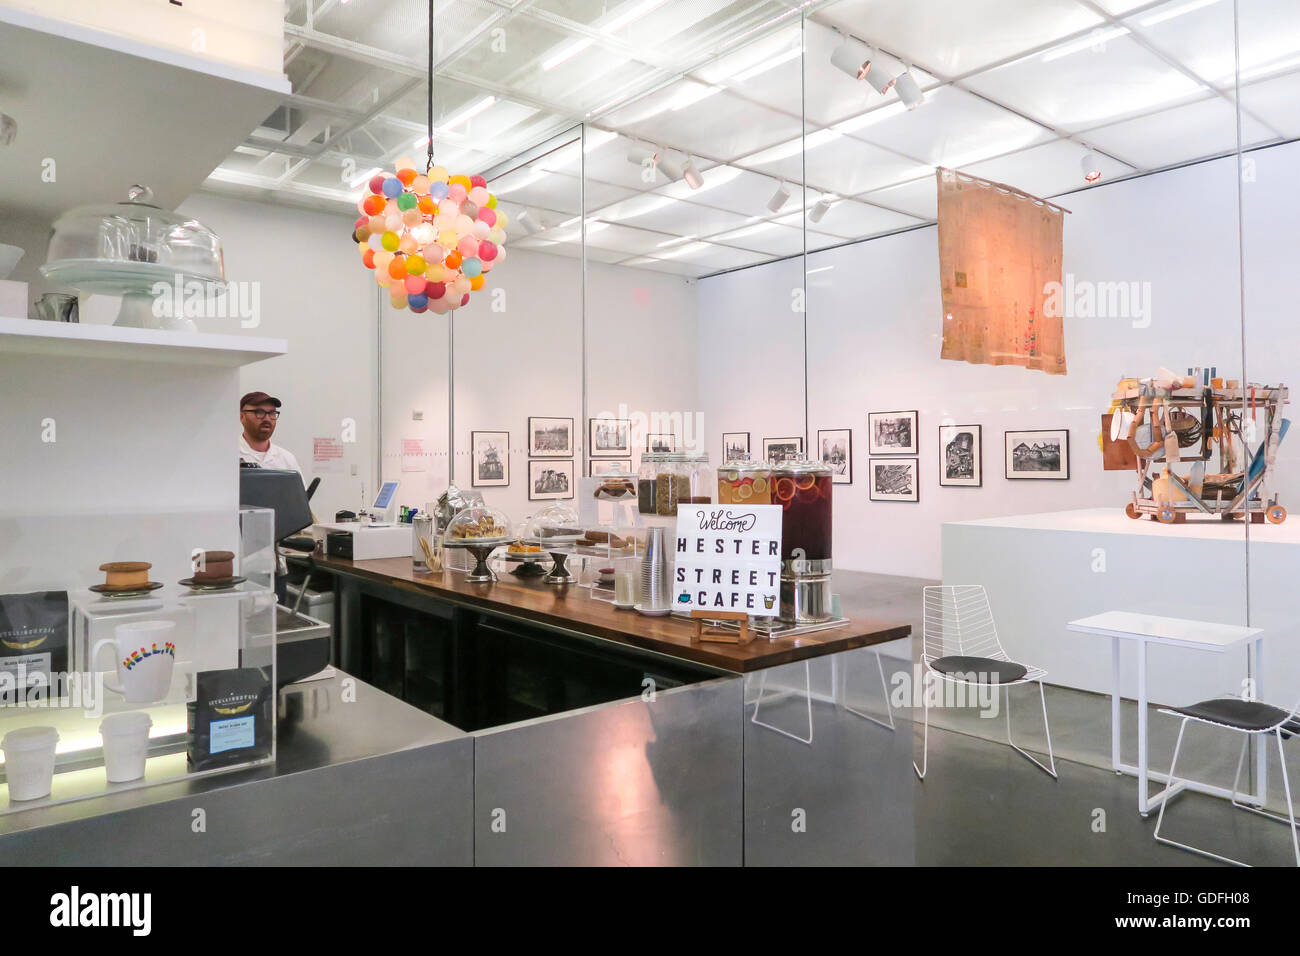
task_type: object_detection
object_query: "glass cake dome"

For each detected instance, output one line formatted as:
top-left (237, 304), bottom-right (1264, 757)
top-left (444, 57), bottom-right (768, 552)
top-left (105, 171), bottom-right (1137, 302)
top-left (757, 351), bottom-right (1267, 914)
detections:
top-left (520, 503), bottom-right (582, 543)
top-left (41, 185), bottom-right (226, 330)
top-left (443, 502), bottom-right (512, 544)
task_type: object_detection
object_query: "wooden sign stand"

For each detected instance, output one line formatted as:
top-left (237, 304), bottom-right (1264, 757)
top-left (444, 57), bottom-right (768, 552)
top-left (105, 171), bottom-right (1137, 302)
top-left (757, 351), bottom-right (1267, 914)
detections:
top-left (691, 610), bottom-right (752, 645)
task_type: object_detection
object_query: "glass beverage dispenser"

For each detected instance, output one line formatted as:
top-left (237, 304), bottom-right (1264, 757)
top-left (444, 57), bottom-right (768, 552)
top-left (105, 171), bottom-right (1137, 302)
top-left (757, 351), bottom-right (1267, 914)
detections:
top-left (769, 458), bottom-right (834, 623)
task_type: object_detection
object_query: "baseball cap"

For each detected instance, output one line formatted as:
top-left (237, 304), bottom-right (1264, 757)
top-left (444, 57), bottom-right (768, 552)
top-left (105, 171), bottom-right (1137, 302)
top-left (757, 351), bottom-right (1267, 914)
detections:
top-left (240, 391), bottom-right (282, 409)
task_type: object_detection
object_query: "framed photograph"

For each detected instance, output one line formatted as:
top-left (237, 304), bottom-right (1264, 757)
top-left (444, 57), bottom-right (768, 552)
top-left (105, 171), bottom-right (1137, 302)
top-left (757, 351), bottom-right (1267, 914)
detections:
top-left (470, 430), bottom-right (510, 487)
top-left (817, 429), bottom-right (852, 484)
top-left (589, 418), bottom-right (631, 457)
top-left (528, 417), bottom-right (573, 458)
top-left (589, 458), bottom-right (632, 477)
top-left (869, 458), bottom-right (919, 502)
top-left (868, 410), bottom-right (918, 455)
top-left (528, 459), bottom-right (574, 500)
top-left (1005, 429), bottom-right (1070, 480)
top-left (938, 424), bottom-right (982, 487)
top-left (722, 432), bottom-right (751, 460)
top-left (762, 436), bottom-right (804, 464)
top-left (646, 433), bottom-right (676, 453)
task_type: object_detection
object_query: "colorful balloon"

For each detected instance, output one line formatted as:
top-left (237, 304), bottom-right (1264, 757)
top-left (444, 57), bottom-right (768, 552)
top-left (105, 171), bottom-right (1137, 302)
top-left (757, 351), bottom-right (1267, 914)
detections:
top-left (381, 177), bottom-right (403, 198)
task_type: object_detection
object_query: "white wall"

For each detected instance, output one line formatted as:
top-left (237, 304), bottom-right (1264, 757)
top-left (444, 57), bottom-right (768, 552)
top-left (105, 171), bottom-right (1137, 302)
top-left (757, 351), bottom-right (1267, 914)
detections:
top-left (699, 142), bottom-right (1300, 580)
top-left (176, 194), bottom-right (380, 523)
top-left (379, 246), bottom-right (699, 521)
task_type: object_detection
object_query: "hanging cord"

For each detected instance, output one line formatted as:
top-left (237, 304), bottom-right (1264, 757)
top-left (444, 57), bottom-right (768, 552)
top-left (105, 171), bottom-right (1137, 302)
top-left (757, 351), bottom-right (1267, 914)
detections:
top-left (426, 0), bottom-right (435, 173)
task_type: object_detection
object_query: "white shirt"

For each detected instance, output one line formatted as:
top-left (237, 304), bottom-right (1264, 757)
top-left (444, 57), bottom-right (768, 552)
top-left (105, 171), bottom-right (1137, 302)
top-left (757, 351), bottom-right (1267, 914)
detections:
top-left (240, 433), bottom-right (302, 474)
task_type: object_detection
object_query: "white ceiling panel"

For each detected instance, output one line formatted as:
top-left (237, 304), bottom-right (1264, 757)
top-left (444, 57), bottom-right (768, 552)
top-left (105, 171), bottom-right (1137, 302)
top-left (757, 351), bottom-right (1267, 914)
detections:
top-left (1236, 72), bottom-right (1300, 138)
top-left (853, 85), bottom-right (1055, 167)
top-left (777, 200), bottom-right (924, 239)
top-left (492, 171), bottom-right (634, 216)
top-left (616, 254), bottom-right (708, 277)
top-left (1125, 0), bottom-right (1300, 89)
top-left (959, 138), bottom-right (1135, 198)
top-left (858, 176), bottom-right (939, 219)
top-left (964, 30), bottom-right (1207, 132)
top-left (604, 195), bottom-right (758, 236)
top-left (604, 88), bottom-right (802, 162)
top-left (747, 134), bottom-right (932, 196)
top-left (1083, 95), bottom-right (1277, 169)
top-left (702, 220), bottom-right (807, 256)
top-left (814, 0), bottom-right (1104, 77)
top-left (581, 222), bottom-right (678, 255)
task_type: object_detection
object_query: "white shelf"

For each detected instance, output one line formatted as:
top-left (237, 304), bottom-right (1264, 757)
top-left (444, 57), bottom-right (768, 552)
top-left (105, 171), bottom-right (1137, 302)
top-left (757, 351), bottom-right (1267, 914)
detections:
top-left (0, 316), bottom-right (286, 367)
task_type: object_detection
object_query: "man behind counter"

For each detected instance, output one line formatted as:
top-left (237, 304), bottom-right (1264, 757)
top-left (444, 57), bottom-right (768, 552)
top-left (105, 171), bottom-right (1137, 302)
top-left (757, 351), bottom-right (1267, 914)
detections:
top-left (239, 391), bottom-right (302, 473)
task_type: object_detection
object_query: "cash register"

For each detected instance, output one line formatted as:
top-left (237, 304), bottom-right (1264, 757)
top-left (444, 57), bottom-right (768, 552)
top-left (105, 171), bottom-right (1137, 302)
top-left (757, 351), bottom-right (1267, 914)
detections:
top-left (316, 481), bottom-right (414, 560)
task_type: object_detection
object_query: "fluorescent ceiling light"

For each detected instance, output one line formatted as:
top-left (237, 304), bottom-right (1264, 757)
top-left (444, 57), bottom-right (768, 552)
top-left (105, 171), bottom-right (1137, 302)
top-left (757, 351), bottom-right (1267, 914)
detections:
top-left (657, 241), bottom-right (710, 259)
top-left (606, 195), bottom-right (676, 220)
top-left (806, 266), bottom-right (833, 275)
top-left (713, 221), bottom-right (778, 242)
top-left (832, 101), bottom-right (907, 134)
top-left (543, 37), bottom-right (595, 71)
top-left (348, 166), bottom-right (383, 188)
top-left (584, 128), bottom-right (618, 152)
top-left (1040, 27), bottom-right (1130, 63)
top-left (493, 167), bottom-right (548, 194)
top-left (731, 46), bottom-right (802, 84)
top-left (657, 234), bottom-right (696, 247)
top-left (601, 0), bottom-right (670, 33)
top-left (440, 95), bottom-right (496, 131)
top-left (1139, 0), bottom-right (1225, 27)
top-left (744, 128), bottom-right (841, 165)
top-left (671, 85), bottom-right (723, 111)
top-left (688, 165), bottom-right (742, 194)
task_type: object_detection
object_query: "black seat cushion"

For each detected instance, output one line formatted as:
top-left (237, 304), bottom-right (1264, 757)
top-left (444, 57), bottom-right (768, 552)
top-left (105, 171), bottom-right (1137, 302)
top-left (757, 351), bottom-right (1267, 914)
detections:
top-left (1169, 697), bottom-right (1300, 734)
top-left (930, 655), bottom-right (1028, 684)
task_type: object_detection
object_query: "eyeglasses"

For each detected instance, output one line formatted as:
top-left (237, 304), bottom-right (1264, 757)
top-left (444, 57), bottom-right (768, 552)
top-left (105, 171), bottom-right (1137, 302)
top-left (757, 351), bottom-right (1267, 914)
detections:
top-left (242, 408), bottom-right (280, 420)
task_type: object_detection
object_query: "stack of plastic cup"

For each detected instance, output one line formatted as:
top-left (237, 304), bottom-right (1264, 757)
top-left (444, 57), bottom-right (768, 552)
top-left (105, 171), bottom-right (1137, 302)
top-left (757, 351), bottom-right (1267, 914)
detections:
top-left (1, 726), bottom-right (60, 802)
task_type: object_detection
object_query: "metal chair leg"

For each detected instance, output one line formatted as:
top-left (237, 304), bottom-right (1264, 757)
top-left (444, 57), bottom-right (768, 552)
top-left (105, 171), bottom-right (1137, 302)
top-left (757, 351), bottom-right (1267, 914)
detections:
top-left (751, 661), bottom-right (814, 745)
top-left (1154, 718), bottom-right (1253, 867)
top-left (913, 671), bottom-right (929, 780)
top-left (1277, 730), bottom-right (1300, 866)
top-left (1006, 680), bottom-right (1058, 779)
top-left (841, 651), bottom-right (896, 731)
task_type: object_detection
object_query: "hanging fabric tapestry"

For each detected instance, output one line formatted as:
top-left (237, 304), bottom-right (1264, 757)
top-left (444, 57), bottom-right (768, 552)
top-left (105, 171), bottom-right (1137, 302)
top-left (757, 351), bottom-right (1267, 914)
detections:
top-left (936, 168), bottom-right (1068, 375)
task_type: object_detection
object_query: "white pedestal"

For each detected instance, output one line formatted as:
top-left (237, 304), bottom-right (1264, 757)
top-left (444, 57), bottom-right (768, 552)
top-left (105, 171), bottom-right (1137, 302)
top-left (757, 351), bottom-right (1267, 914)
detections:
top-left (942, 508), bottom-right (1300, 707)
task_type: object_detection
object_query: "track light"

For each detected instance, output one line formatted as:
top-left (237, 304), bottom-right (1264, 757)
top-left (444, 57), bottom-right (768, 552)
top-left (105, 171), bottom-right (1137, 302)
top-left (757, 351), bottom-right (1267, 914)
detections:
top-left (830, 36), bottom-right (873, 81)
top-left (894, 69), bottom-right (924, 109)
top-left (1081, 149), bottom-right (1103, 183)
top-left (767, 180), bottom-right (791, 212)
top-left (810, 196), bottom-right (835, 223)
top-left (656, 154), bottom-right (684, 181)
top-left (627, 144), bottom-right (656, 166)
top-left (682, 157), bottom-right (704, 189)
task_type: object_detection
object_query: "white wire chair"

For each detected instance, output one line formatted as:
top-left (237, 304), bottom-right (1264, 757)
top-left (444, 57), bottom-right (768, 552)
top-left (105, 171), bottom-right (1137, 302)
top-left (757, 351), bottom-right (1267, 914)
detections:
top-left (914, 585), bottom-right (1057, 780)
top-left (1154, 696), bottom-right (1300, 866)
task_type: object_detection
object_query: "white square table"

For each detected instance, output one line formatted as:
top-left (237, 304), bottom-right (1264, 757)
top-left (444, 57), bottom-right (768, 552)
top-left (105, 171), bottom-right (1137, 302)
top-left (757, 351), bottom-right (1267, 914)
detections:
top-left (1067, 611), bottom-right (1266, 815)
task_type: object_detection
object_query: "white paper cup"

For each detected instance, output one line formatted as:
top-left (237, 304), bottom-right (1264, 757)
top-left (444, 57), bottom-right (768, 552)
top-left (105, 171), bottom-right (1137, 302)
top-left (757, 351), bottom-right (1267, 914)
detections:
top-left (99, 711), bottom-right (153, 783)
top-left (2, 726), bottom-right (59, 802)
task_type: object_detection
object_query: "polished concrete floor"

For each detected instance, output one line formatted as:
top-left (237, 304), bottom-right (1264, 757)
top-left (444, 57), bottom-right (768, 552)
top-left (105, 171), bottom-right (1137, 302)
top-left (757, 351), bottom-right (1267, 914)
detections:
top-left (738, 571), bottom-right (1300, 866)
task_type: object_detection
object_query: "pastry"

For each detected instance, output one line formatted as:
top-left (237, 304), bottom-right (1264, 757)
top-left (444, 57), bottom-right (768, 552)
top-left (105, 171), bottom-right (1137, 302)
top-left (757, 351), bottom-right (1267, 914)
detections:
top-left (99, 562), bottom-right (151, 590)
top-left (193, 550), bottom-right (235, 582)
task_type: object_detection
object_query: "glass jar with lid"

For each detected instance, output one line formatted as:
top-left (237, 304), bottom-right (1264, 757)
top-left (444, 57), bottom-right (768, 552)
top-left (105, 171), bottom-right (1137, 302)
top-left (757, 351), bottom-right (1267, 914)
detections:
top-left (684, 453), bottom-right (713, 506)
top-left (654, 453), bottom-right (690, 516)
top-left (638, 453), bottom-right (665, 515)
top-left (718, 458), bottom-right (773, 506)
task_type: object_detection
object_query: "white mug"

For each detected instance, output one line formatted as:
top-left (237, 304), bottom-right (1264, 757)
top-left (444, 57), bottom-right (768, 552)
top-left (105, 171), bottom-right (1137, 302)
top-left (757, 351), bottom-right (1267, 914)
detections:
top-left (92, 620), bottom-right (176, 704)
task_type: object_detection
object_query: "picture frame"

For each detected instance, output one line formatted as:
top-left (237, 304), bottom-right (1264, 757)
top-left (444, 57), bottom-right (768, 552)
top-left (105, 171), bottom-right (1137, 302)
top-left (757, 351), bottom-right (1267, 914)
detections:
top-left (528, 459), bottom-right (575, 500)
top-left (817, 429), bottom-right (852, 484)
top-left (1004, 429), bottom-right (1070, 480)
top-left (589, 417), bottom-right (631, 457)
top-left (646, 433), bottom-right (676, 453)
top-left (589, 458), bottom-right (632, 477)
top-left (762, 436), bottom-right (804, 464)
top-left (938, 424), bottom-right (982, 487)
top-left (868, 410), bottom-right (918, 455)
top-left (869, 457), bottom-right (919, 502)
top-left (527, 416), bottom-right (573, 458)
top-left (470, 430), bottom-right (510, 488)
top-left (722, 432), bottom-right (751, 460)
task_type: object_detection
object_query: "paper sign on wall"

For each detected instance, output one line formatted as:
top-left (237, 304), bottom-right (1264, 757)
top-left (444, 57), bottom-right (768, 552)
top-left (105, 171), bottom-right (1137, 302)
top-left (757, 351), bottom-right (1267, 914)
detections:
top-left (673, 505), bottom-right (783, 617)
top-left (312, 437), bottom-right (345, 475)
top-left (401, 438), bottom-right (428, 473)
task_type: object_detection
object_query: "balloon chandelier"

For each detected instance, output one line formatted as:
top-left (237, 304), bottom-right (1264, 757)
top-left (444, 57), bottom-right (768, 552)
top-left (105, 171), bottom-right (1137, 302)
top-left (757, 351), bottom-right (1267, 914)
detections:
top-left (351, 2), bottom-right (507, 313)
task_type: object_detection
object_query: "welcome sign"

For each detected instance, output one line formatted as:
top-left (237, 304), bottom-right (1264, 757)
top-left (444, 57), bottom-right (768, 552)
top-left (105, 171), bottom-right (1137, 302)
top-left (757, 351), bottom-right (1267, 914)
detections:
top-left (673, 505), bottom-right (783, 616)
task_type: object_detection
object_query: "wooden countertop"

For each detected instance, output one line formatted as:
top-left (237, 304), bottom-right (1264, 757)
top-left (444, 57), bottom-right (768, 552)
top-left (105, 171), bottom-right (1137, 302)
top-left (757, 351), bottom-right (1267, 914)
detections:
top-left (304, 553), bottom-right (910, 674)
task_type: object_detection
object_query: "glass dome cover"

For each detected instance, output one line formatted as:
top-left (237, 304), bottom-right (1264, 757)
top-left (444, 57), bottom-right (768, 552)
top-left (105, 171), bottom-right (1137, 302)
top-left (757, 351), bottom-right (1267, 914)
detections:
top-left (43, 185), bottom-right (225, 284)
top-left (591, 468), bottom-right (636, 501)
top-left (444, 502), bottom-right (512, 543)
top-left (520, 503), bottom-right (582, 543)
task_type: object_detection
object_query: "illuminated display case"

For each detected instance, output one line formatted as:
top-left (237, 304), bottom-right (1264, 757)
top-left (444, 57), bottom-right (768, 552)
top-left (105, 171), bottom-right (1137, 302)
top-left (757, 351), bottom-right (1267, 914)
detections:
top-left (0, 508), bottom-right (276, 814)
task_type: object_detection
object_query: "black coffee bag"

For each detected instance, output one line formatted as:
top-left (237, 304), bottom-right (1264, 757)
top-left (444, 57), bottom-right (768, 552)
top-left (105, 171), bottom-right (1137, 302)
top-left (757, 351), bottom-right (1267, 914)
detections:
top-left (187, 667), bottom-right (273, 770)
top-left (0, 591), bottom-right (68, 704)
